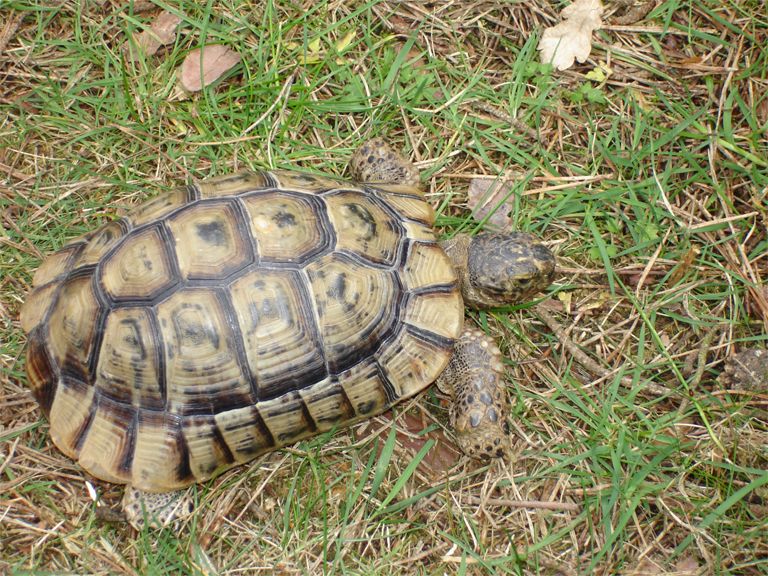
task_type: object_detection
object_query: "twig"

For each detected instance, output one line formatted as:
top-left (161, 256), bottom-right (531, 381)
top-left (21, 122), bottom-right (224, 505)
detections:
top-left (535, 305), bottom-right (674, 397)
top-left (610, 0), bottom-right (655, 26)
top-left (0, 12), bottom-right (23, 58)
top-left (465, 495), bottom-right (580, 512)
top-left (470, 101), bottom-right (542, 144)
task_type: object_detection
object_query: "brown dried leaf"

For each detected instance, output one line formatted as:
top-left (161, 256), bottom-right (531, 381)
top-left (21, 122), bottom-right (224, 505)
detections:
top-left (674, 556), bottom-right (701, 574)
top-left (179, 45), bottom-right (241, 92)
top-left (355, 411), bottom-right (461, 478)
top-left (668, 245), bottom-right (700, 285)
top-left (395, 413), bottom-right (461, 476)
top-left (757, 96), bottom-right (768, 130)
top-left (621, 556), bottom-right (663, 575)
top-left (468, 178), bottom-right (515, 229)
top-left (123, 10), bottom-right (181, 62)
top-left (538, 0), bottom-right (604, 71)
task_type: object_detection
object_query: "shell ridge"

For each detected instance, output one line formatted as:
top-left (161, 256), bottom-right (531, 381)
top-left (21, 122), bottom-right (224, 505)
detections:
top-left (157, 220), bottom-right (186, 284)
top-left (328, 374), bottom-right (357, 419)
top-left (297, 266), bottom-right (331, 388)
top-left (118, 408), bottom-right (139, 476)
top-left (186, 183), bottom-right (201, 202)
top-left (296, 392), bottom-right (318, 435)
top-left (233, 197), bottom-right (262, 267)
top-left (146, 306), bottom-right (169, 412)
top-left (86, 272), bottom-right (112, 384)
top-left (71, 382), bottom-right (99, 455)
top-left (173, 419), bottom-right (194, 487)
top-left (25, 327), bottom-right (61, 416)
top-left (260, 170), bottom-right (280, 188)
top-left (403, 322), bottom-right (456, 351)
top-left (374, 362), bottom-right (398, 405)
top-left (204, 414), bottom-right (237, 469)
top-left (214, 286), bottom-right (259, 407)
top-left (21, 277), bottom-right (66, 336)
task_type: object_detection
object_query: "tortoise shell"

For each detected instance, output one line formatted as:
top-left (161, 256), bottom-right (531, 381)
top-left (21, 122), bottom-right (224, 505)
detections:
top-left (21, 170), bottom-right (462, 491)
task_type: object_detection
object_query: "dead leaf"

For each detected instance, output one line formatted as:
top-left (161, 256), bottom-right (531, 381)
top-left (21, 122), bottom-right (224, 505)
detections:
top-left (668, 245), bottom-right (700, 285)
top-left (394, 413), bottom-right (461, 476)
top-left (468, 178), bottom-right (515, 229)
top-left (538, 0), bottom-right (604, 71)
top-left (334, 30), bottom-right (355, 53)
top-left (756, 95), bottom-right (768, 130)
top-left (557, 291), bottom-right (573, 314)
top-left (678, 56), bottom-right (704, 66)
top-left (179, 45), bottom-right (241, 92)
top-left (621, 556), bottom-right (664, 575)
top-left (674, 556), bottom-right (701, 574)
top-left (123, 10), bottom-right (181, 62)
top-left (355, 411), bottom-right (461, 479)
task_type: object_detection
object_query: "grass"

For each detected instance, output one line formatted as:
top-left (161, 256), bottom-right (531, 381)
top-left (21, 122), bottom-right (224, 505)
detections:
top-left (1, 0), bottom-right (767, 574)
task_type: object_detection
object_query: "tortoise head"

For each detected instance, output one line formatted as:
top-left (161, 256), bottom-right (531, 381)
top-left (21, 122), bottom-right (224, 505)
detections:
top-left (442, 232), bottom-right (555, 309)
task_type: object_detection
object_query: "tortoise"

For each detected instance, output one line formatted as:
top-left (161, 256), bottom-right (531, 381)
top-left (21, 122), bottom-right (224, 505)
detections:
top-left (20, 139), bottom-right (556, 528)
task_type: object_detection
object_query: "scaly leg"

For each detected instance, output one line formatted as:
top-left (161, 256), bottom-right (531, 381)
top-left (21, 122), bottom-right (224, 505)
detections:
top-left (436, 328), bottom-right (511, 459)
top-left (122, 486), bottom-right (193, 530)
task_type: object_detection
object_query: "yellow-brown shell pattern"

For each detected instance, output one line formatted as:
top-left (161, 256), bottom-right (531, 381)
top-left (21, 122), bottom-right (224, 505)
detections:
top-left (21, 170), bottom-right (462, 491)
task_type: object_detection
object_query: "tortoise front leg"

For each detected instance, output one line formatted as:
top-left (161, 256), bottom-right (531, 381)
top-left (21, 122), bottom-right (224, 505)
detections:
top-left (436, 328), bottom-right (511, 459)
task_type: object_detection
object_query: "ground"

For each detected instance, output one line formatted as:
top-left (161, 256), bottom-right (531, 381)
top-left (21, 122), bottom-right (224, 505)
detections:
top-left (0, 1), bottom-right (767, 574)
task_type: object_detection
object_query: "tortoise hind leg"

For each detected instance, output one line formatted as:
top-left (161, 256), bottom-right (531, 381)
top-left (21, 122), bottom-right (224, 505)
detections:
top-left (436, 328), bottom-right (511, 459)
top-left (122, 486), bottom-right (193, 530)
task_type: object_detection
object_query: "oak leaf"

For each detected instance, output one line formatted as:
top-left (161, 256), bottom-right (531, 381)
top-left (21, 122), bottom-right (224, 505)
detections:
top-left (538, 0), bottom-right (603, 71)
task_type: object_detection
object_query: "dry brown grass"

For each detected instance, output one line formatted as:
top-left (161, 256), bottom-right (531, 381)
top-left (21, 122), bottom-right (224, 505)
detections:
top-left (1, 0), bottom-right (767, 574)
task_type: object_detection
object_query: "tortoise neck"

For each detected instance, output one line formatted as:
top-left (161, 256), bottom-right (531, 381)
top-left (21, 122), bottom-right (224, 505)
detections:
top-left (439, 233), bottom-right (472, 303)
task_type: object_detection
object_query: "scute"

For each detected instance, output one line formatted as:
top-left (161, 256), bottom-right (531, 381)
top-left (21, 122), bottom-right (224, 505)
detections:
top-left (166, 200), bottom-right (254, 280)
top-left (25, 330), bottom-right (58, 415)
top-left (45, 274), bottom-right (101, 380)
top-left (126, 187), bottom-right (193, 228)
top-left (305, 252), bottom-right (400, 374)
top-left (399, 241), bottom-right (456, 290)
top-left (23, 168), bottom-right (464, 492)
top-left (100, 224), bottom-right (178, 302)
top-left (299, 378), bottom-right (356, 429)
top-left (228, 268), bottom-right (326, 401)
top-left (374, 187), bottom-right (436, 226)
top-left (95, 307), bottom-right (163, 410)
top-left (20, 282), bottom-right (59, 334)
top-left (195, 172), bottom-right (270, 198)
top-left (214, 405), bottom-right (274, 462)
top-left (181, 415), bottom-right (235, 480)
top-left (48, 377), bottom-right (95, 460)
top-left (336, 358), bottom-right (392, 415)
top-left (155, 287), bottom-right (252, 415)
top-left (31, 242), bottom-right (83, 287)
top-left (76, 396), bottom-right (135, 484)
top-left (324, 190), bottom-right (403, 266)
top-left (376, 326), bottom-right (455, 399)
top-left (131, 411), bottom-right (189, 491)
top-left (257, 391), bottom-right (317, 445)
top-left (76, 219), bottom-right (131, 267)
top-left (403, 289), bottom-right (463, 340)
top-left (270, 169), bottom-right (344, 192)
top-left (240, 191), bottom-right (332, 262)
